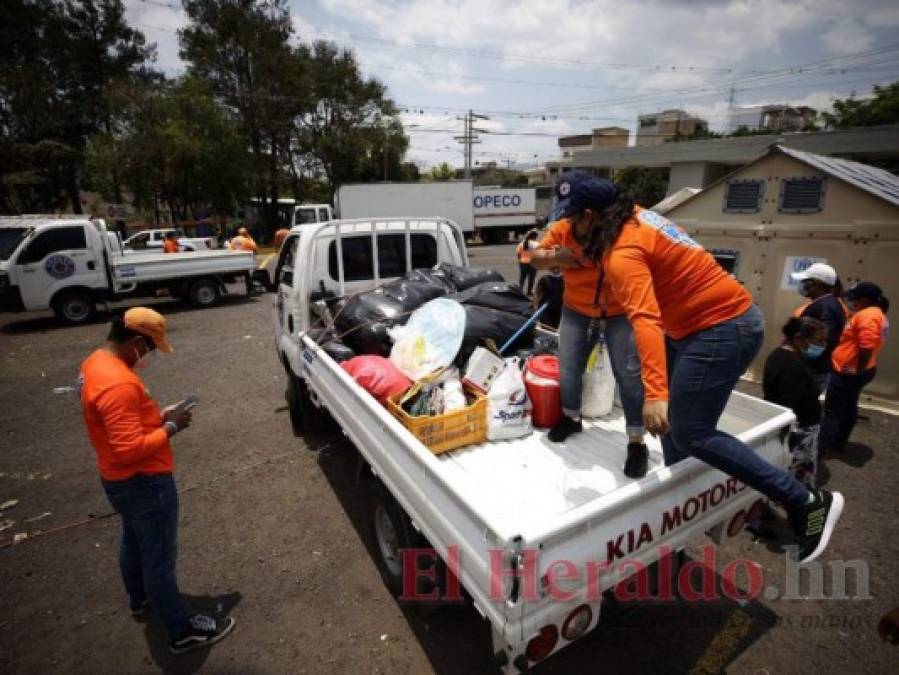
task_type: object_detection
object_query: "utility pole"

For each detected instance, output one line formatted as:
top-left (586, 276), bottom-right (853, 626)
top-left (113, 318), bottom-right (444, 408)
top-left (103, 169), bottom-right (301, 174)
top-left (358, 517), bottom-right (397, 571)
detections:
top-left (455, 110), bottom-right (487, 178)
top-left (726, 87), bottom-right (736, 134)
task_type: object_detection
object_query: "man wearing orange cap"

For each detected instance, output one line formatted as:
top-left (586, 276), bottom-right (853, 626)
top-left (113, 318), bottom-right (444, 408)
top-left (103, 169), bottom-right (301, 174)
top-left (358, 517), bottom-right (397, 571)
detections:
top-left (79, 307), bottom-right (235, 654)
top-left (228, 227), bottom-right (257, 252)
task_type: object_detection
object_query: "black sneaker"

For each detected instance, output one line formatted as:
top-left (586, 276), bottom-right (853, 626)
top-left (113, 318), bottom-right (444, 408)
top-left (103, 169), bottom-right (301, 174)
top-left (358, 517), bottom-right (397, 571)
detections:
top-left (548, 416), bottom-right (582, 442)
top-left (170, 614), bottom-right (236, 655)
top-left (790, 489), bottom-right (844, 563)
top-left (624, 442), bottom-right (648, 479)
top-left (129, 599), bottom-right (150, 617)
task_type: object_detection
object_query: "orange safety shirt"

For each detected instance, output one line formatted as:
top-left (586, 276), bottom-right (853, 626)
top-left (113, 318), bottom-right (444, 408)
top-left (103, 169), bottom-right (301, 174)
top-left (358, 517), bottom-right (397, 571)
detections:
top-left (831, 306), bottom-right (889, 374)
top-left (516, 241), bottom-right (534, 265)
top-left (80, 349), bottom-right (173, 481)
top-left (163, 239), bottom-right (179, 253)
top-left (604, 207), bottom-right (753, 401)
top-left (537, 218), bottom-right (625, 317)
top-left (233, 235), bottom-right (257, 252)
top-left (274, 229), bottom-right (290, 249)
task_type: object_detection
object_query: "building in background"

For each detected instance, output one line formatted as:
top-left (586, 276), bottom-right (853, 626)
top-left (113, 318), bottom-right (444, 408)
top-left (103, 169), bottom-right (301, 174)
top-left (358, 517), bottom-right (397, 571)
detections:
top-left (728, 105), bottom-right (818, 133)
top-left (558, 127), bottom-right (630, 158)
top-left (636, 109), bottom-right (709, 146)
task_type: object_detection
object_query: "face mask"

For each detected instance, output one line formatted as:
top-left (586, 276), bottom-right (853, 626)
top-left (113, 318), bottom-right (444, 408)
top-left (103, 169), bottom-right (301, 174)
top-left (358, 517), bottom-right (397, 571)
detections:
top-left (798, 281), bottom-right (813, 298)
top-left (133, 341), bottom-right (157, 370)
top-left (804, 344), bottom-right (826, 359)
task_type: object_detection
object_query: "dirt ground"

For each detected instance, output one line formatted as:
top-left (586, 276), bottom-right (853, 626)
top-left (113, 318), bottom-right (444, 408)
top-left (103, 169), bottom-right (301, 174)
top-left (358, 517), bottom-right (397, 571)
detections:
top-left (0, 244), bottom-right (897, 674)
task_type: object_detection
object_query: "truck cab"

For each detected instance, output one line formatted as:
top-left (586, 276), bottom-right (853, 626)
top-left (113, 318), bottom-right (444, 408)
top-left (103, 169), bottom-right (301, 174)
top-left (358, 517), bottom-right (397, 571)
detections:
top-left (0, 218), bottom-right (111, 319)
top-left (273, 218), bottom-right (467, 374)
top-left (291, 203), bottom-right (333, 227)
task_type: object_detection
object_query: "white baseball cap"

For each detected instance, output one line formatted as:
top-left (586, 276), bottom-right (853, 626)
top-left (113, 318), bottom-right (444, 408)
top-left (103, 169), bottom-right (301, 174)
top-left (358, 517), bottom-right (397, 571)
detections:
top-left (791, 262), bottom-right (837, 286)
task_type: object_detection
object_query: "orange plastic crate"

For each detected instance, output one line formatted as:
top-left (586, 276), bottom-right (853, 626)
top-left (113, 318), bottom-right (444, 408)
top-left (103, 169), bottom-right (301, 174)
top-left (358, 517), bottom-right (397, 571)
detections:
top-left (387, 391), bottom-right (487, 455)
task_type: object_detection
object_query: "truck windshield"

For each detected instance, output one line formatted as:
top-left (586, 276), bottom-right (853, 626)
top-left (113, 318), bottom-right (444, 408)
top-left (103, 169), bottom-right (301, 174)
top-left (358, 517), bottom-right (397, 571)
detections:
top-left (295, 208), bottom-right (317, 225)
top-left (0, 228), bottom-right (31, 261)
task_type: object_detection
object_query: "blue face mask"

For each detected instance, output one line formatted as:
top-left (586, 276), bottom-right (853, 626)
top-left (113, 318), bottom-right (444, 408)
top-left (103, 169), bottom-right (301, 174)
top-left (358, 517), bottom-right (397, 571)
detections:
top-left (805, 344), bottom-right (826, 359)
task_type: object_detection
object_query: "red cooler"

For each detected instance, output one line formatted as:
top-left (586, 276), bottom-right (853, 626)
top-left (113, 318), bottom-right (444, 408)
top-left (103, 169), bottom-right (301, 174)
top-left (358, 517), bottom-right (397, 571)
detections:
top-left (525, 355), bottom-right (562, 429)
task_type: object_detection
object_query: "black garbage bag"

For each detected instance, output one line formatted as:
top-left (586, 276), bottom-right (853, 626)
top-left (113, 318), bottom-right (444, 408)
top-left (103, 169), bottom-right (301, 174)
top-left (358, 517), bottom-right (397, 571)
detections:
top-left (403, 268), bottom-right (457, 292)
top-left (377, 278), bottom-right (446, 312)
top-left (433, 263), bottom-right (505, 291)
top-left (454, 281), bottom-right (534, 318)
top-left (334, 292), bottom-right (406, 357)
top-left (322, 339), bottom-right (355, 363)
top-left (455, 305), bottom-right (535, 367)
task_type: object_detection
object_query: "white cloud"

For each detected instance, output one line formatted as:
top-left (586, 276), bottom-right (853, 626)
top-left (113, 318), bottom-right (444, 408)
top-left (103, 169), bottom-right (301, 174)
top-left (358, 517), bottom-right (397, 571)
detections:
top-left (123, 1), bottom-right (188, 73)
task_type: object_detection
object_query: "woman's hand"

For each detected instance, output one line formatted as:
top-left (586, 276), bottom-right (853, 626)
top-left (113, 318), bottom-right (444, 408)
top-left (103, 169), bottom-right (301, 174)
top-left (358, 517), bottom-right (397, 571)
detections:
top-left (643, 400), bottom-right (670, 437)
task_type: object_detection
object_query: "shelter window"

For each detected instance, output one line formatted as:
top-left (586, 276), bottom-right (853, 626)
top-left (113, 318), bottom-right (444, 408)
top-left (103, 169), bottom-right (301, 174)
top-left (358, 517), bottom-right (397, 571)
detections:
top-left (722, 179), bottom-right (764, 214)
top-left (779, 177), bottom-right (825, 213)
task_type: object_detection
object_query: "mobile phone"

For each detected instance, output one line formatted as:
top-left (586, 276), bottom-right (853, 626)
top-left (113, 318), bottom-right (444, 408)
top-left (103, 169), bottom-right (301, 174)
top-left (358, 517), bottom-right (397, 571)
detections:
top-left (174, 395), bottom-right (199, 415)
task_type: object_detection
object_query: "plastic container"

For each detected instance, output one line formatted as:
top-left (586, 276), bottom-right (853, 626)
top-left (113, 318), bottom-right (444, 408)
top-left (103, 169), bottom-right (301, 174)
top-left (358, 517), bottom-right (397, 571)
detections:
top-left (524, 355), bottom-right (562, 429)
top-left (387, 388), bottom-right (487, 455)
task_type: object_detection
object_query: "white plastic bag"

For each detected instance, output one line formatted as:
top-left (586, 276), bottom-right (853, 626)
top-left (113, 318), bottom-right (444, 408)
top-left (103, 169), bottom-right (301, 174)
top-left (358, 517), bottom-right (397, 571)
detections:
top-left (487, 358), bottom-right (533, 441)
top-left (442, 377), bottom-right (467, 412)
top-left (581, 342), bottom-right (616, 418)
top-left (388, 299), bottom-right (466, 380)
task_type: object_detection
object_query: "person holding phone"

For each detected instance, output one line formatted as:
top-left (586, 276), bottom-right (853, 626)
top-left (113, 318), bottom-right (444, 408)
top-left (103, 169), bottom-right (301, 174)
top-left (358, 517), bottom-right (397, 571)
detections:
top-left (79, 307), bottom-right (234, 654)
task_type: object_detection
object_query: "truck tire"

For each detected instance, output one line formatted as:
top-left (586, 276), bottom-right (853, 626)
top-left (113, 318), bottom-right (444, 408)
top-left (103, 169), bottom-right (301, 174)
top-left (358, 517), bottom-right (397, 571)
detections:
top-left (285, 372), bottom-right (309, 436)
top-left (370, 484), bottom-right (427, 597)
top-left (52, 290), bottom-right (96, 325)
top-left (189, 278), bottom-right (219, 307)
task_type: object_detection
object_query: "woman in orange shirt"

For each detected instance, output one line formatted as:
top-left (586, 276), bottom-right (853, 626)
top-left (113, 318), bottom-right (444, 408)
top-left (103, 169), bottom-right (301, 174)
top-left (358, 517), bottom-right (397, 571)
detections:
top-left (819, 282), bottom-right (890, 455)
top-left (548, 177), bottom-right (843, 564)
top-left (516, 230), bottom-right (539, 295)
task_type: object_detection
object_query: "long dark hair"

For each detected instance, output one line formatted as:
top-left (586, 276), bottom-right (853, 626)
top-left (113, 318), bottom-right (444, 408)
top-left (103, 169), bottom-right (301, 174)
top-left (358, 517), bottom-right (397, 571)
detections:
top-left (580, 194), bottom-right (636, 262)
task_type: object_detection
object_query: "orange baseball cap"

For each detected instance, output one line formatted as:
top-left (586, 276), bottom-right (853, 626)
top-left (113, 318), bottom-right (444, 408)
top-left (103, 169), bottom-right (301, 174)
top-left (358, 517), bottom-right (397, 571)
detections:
top-left (238, 227), bottom-right (249, 235)
top-left (123, 307), bottom-right (174, 353)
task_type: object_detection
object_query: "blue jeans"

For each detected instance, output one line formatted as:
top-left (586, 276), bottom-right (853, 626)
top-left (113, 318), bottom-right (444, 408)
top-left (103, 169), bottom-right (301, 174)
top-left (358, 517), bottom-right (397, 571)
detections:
top-left (102, 473), bottom-right (191, 639)
top-left (559, 307), bottom-right (645, 437)
top-left (818, 369), bottom-right (876, 452)
top-left (662, 305), bottom-right (810, 509)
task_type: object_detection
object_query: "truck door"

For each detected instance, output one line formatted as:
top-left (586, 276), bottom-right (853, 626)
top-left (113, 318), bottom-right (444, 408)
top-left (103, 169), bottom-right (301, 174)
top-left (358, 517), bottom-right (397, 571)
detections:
top-left (273, 234), bottom-right (300, 350)
top-left (13, 224), bottom-right (105, 311)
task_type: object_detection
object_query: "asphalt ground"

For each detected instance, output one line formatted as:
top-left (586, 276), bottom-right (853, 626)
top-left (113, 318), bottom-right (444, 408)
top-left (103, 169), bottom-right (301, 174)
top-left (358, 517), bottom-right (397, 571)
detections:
top-left (0, 243), bottom-right (897, 674)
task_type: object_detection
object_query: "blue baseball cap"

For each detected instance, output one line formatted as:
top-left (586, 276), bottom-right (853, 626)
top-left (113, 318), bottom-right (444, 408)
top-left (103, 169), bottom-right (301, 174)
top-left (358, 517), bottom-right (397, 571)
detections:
top-left (555, 177), bottom-right (620, 220)
top-left (846, 281), bottom-right (882, 301)
top-left (550, 170), bottom-right (591, 223)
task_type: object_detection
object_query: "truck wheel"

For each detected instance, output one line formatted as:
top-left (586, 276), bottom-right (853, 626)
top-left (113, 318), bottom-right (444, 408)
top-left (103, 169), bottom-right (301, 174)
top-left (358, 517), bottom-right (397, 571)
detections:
top-left (189, 278), bottom-right (219, 307)
top-left (371, 485), bottom-right (423, 597)
top-left (286, 373), bottom-right (307, 436)
top-left (53, 291), bottom-right (96, 325)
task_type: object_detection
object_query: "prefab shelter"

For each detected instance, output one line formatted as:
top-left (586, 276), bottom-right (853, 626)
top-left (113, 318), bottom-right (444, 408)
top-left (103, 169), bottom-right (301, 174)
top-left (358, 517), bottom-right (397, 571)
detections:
top-left (665, 144), bottom-right (899, 408)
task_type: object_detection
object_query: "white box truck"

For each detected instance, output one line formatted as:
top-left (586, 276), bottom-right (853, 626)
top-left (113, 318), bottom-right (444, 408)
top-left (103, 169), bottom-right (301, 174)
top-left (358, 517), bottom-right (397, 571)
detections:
top-left (335, 182), bottom-right (540, 243)
top-left (473, 186), bottom-right (538, 244)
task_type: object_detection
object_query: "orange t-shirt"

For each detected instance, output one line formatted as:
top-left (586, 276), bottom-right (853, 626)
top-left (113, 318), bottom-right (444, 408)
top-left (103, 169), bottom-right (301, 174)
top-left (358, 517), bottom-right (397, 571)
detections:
top-left (516, 241), bottom-right (534, 265)
top-left (537, 218), bottom-right (624, 317)
top-left (230, 235), bottom-right (257, 253)
top-left (163, 239), bottom-right (179, 253)
top-left (604, 207), bottom-right (753, 401)
top-left (831, 306), bottom-right (888, 374)
top-left (274, 229), bottom-right (290, 249)
top-left (79, 349), bottom-right (173, 481)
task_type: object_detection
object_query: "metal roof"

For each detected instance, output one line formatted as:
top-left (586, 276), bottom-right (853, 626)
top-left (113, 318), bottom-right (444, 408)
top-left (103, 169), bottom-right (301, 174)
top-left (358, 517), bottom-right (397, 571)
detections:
top-left (776, 145), bottom-right (899, 207)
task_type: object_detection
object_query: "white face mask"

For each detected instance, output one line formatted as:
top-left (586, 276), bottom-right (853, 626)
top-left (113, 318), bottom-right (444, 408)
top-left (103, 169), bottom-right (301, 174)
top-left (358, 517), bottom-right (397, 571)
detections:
top-left (133, 341), bottom-right (158, 370)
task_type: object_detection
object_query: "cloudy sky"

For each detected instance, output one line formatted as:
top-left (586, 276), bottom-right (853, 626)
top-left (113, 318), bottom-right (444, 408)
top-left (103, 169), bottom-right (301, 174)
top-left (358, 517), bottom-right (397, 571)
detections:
top-left (126, 0), bottom-right (899, 169)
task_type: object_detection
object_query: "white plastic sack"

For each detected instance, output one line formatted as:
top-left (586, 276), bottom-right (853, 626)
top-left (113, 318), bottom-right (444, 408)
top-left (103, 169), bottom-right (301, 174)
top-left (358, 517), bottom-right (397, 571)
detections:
top-left (388, 298), bottom-right (466, 380)
top-left (442, 377), bottom-right (466, 412)
top-left (487, 357), bottom-right (533, 441)
top-left (582, 342), bottom-right (616, 418)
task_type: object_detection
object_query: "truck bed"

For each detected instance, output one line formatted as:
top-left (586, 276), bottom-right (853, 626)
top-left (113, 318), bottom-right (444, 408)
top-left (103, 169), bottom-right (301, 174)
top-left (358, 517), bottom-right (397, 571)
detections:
top-left (111, 249), bottom-right (255, 282)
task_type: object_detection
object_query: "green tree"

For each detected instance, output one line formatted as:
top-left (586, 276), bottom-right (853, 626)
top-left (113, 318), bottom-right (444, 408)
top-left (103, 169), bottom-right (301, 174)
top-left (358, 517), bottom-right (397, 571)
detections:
top-left (426, 162), bottom-right (456, 181)
top-left (822, 82), bottom-right (899, 129)
top-left (0, 0), bottom-right (153, 213)
top-left (613, 167), bottom-right (669, 206)
top-left (474, 168), bottom-right (528, 187)
top-left (180, 0), bottom-right (304, 226)
top-left (293, 40), bottom-right (407, 195)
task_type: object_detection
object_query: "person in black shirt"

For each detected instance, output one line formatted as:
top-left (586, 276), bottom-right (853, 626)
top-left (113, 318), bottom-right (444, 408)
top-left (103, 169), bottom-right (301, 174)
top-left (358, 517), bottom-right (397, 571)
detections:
top-left (763, 316), bottom-right (827, 486)
top-left (789, 263), bottom-right (848, 394)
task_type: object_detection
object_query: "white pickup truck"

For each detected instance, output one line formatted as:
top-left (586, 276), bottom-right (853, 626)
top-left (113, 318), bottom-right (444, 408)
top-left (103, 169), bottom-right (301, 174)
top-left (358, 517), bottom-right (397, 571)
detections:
top-left (0, 217), bottom-right (255, 324)
top-left (272, 218), bottom-right (795, 672)
top-left (123, 227), bottom-right (217, 252)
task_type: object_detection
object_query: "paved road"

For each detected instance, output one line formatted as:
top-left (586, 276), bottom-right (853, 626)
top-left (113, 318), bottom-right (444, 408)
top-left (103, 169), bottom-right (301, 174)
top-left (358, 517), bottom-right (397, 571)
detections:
top-left (0, 252), bottom-right (896, 674)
